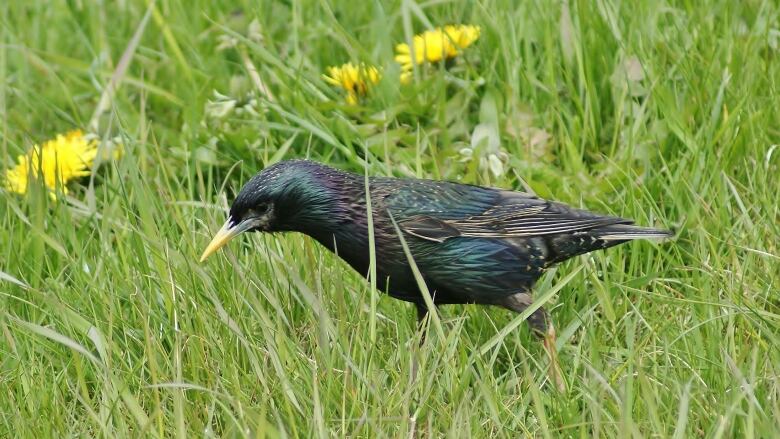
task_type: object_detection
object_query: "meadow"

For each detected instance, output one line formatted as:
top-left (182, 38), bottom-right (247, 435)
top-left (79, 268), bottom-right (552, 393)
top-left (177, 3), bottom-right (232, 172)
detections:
top-left (1, 0), bottom-right (779, 437)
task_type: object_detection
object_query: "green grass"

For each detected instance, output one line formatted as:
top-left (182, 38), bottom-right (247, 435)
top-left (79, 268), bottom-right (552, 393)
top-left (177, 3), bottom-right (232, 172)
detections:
top-left (2, 0), bottom-right (779, 437)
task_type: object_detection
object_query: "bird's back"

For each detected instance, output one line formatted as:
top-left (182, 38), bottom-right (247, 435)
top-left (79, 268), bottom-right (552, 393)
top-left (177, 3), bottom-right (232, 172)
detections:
top-left (358, 175), bottom-right (670, 305)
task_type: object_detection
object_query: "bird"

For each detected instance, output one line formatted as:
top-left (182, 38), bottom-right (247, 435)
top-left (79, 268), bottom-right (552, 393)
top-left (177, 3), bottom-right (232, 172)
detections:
top-left (200, 159), bottom-right (671, 361)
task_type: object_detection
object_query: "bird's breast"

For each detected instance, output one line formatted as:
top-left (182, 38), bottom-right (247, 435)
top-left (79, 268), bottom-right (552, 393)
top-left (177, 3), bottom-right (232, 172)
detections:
top-left (306, 222), bottom-right (418, 294)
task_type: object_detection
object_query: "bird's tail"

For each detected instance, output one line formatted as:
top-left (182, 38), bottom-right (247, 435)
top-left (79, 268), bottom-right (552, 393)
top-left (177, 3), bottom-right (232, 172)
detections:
top-left (545, 224), bottom-right (673, 264)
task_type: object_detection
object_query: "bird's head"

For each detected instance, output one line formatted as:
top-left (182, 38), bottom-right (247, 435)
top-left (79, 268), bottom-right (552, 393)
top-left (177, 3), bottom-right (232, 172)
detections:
top-left (199, 160), bottom-right (351, 262)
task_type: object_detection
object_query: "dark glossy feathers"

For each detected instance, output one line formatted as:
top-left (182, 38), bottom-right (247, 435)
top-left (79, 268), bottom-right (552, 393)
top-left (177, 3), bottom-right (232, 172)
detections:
top-left (230, 160), bottom-right (672, 311)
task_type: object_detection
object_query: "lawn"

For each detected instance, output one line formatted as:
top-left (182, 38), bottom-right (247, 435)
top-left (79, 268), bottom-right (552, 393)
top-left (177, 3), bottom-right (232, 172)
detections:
top-left (1, 0), bottom-right (779, 437)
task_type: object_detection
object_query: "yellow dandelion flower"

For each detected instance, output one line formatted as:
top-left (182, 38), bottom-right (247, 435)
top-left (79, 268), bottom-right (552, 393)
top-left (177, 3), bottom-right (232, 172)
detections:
top-left (323, 63), bottom-right (382, 105)
top-left (395, 24), bottom-right (481, 73)
top-left (4, 130), bottom-right (99, 198)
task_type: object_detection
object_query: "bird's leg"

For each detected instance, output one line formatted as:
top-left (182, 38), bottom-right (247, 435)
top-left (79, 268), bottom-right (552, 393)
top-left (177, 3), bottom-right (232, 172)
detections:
top-left (411, 303), bottom-right (429, 382)
top-left (501, 293), bottom-right (565, 392)
top-left (531, 310), bottom-right (565, 393)
top-left (416, 303), bottom-right (428, 324)
top-left (415, 303), bottom-right (429, 345)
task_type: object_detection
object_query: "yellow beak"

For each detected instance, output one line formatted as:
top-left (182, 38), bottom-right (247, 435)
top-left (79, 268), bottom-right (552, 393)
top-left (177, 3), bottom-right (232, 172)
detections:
top-left (199, 219), bottom-right (241, 262)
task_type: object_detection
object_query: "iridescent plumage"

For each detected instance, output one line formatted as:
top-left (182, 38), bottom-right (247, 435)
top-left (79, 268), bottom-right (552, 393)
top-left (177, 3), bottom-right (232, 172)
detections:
top-left (222, 159), bottom-right (672, 334)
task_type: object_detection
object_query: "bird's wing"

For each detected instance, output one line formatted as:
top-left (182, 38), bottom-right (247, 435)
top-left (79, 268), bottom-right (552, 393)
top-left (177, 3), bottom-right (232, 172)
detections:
top-left (395, 189), bottom-right (632, 242)
top-left (381, 178), bottom-right (505, 219)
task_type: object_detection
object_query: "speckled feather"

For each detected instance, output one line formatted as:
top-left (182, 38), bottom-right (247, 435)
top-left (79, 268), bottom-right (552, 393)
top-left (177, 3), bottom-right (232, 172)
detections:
top-left (228, 160), bottom-right (671, 326)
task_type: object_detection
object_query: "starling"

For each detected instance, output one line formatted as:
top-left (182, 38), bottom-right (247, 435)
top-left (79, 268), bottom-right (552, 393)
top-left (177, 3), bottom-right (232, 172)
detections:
top-left (200, 160), bottom-right (671, 348)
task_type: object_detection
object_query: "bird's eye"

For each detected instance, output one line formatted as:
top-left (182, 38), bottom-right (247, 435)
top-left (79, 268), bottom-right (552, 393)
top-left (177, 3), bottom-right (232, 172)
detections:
top-left (252, 203), bottom-right (271, 216)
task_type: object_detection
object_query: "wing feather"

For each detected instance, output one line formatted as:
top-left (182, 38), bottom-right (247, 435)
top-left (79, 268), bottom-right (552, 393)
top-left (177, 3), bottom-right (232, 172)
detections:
top-left (395, 190), bottom-right (631, 242)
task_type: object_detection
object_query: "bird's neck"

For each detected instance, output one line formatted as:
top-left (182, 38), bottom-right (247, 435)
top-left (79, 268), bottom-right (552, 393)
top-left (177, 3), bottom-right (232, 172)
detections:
top-left (279, 168), bottom-right (366, 235)
top-left (302, 209), bottom-right (373, 276)
top-left (281, 168), bottom-right (383, 277)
